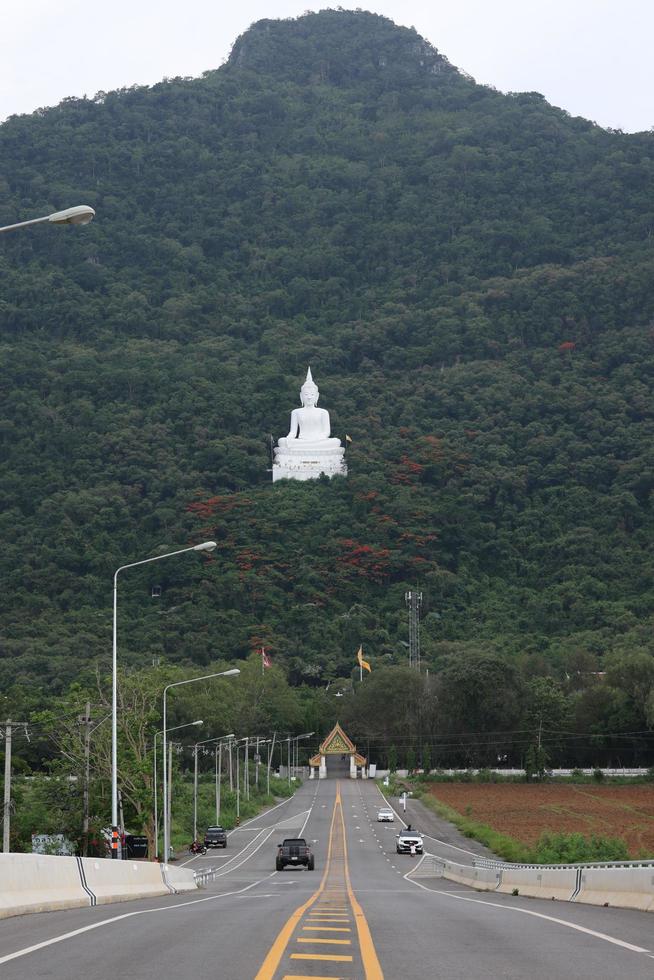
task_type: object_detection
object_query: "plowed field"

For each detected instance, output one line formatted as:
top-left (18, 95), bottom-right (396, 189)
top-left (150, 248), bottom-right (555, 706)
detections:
top-left (427, 784), bottom-right (654, 856)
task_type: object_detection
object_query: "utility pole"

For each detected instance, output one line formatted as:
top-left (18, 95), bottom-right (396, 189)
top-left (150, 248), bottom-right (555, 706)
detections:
top-left (234, 744), bottom-right (241, 823)
top-left (193, 744), bottom-right (199, 842)
top-left (255, 737), bottom-right (260, 789)
top-left (3, 720), bottom-right (12, 854)
top-left (2, 720), bottom-right (28, 854)
top-left (215, 742), bottom-right (222, 823)
top-left (405, 590), bottom-right (423, 670)
top-left (244, 737), bottom-right (249, 801)
top-left (80, 702), bottom-right (92, 857)
top-left (167, 740), bottom-right (173, 857)
top-left (267, 733), bottom-right (276, 796)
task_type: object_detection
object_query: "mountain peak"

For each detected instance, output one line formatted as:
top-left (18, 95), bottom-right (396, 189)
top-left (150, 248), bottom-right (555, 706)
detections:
top-left (227, 9), bottom-right (456, 85)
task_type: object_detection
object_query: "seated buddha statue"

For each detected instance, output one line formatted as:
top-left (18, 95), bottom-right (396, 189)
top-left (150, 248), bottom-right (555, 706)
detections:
top-left (278, 368), bottom-right (342, 449)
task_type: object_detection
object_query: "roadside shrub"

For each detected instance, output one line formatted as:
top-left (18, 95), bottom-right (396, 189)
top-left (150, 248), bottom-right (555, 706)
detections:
top-left (533, 831), bottom-right (629, 864)
top-left (570, 768), bottom-right (585, 781)
top-left (592, 768), bottom-right (605, 783)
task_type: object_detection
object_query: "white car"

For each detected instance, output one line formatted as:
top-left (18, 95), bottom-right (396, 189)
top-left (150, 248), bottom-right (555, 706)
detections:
top-left (396, 829), bottom-right (424, 855)
top-left (377, 807), bottom-right (395, 822)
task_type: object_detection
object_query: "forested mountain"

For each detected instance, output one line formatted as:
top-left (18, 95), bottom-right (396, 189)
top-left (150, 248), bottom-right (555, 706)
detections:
top-left (2, 8), bottom-right (654, 718)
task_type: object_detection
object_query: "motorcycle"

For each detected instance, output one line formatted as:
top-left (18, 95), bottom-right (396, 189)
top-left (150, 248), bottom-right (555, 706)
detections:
top-left (189, 840), bottom-right (207, 856)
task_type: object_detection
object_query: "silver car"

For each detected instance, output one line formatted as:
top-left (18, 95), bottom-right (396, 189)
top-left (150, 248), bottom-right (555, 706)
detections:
top-left (377, 807), bottom-right (395, 822)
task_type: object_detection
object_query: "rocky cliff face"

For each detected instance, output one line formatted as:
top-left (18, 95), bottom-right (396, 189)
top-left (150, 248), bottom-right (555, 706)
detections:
top-left (227, 9), bottom-right (457, 85)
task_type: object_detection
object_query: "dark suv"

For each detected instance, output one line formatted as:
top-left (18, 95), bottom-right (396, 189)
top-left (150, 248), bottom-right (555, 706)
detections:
top-left (204, 826), bottom-right (227, 848)
top-left (276, 838), bottom-right (314, 870)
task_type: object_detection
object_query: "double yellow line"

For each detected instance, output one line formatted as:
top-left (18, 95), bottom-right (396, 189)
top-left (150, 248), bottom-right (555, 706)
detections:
top-left (255, 783), bottom-right (383, 980)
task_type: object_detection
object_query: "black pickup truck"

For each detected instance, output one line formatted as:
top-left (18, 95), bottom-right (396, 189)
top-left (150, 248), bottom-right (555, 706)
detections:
top-left (276, 838), bottom-right (315, 871)
top-left (204, 826), bottom-right (227, 848)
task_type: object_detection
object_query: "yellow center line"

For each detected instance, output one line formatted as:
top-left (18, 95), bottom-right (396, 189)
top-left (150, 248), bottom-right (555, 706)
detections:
top-left (290, 953), bottom-right (354, 962)
top-left (302, 927), bottom-right (351, 932)
top-left (296, 938), bottom-right (352, 945)
top-left (283, 976), bottom-right (346, 980)
top-left (254, 782), bottom-right (383, 980)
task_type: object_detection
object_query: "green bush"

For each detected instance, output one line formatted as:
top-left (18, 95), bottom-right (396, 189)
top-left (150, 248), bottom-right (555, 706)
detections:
top-left (533, 831), bottom-right (629, 864)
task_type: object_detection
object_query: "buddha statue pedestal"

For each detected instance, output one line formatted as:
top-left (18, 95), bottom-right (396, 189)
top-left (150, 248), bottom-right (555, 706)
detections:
top-left (273, 440), bottom-right (347, 482)
top-left (272, 368), bottom-right (348, 483)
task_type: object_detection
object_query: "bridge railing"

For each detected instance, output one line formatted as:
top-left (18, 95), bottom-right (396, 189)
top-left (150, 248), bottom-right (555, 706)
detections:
top-left (410, 853), bottom-right (654, 912)
top-left (473, 856), bottom-right (654, 871)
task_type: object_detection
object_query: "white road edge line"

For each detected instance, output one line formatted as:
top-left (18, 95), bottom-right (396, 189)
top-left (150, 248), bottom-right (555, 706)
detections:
top-left (179, 793), bottom-right (300, 868)
top-left (403, 865), bottom-right (651, 956)
top-left (0, 873), bottom-right (278, 967)
top-left (374, 783), bottom-right (479, 858)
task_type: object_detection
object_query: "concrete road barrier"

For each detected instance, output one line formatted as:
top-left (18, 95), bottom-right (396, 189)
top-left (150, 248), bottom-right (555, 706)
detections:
top-left (0, 853), bottom-right (198, 920)
top-left (576, 868), bottom-right (654, 912)
top-left (0, 854), bottom-right (89, 919)
top-left (80, 857), bottom-right (180, 904)
top-left (408, 856), bottom-right (500, 891)
top-left (497, 866), bottom-right (577, 901)
top-left (444, 861), bottom-right (500, 891)
top-left (165, 865), bottom-right (198, 893)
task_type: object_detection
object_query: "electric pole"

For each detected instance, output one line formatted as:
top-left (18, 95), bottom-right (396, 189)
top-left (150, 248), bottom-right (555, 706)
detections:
top-left (2, 720), bottom-right (28, 853)
top-left (405, 590), bottom-right (423, 670)
top-left (80, 702), bottom-right (92, 857)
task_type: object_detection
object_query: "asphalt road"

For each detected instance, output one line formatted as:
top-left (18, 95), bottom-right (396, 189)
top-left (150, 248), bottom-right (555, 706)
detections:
top-left (1, 779), bottom-right (653, 979)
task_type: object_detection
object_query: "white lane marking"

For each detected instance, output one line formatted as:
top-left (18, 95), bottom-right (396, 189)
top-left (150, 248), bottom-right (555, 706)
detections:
top-left (374, 782), bottom-right (478, 858)
top-left (404, 873), bottom-right (651, 955)
top-left (0, 872), bottom-right (277, 967)
top-left (298, 804), bottom-right (314, 839)
top-left (179, 794), bottom-right (306, 869)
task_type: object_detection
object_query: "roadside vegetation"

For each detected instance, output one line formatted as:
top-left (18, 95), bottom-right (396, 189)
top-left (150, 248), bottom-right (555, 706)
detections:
top-left (393, 775), bottom-right (653, 862)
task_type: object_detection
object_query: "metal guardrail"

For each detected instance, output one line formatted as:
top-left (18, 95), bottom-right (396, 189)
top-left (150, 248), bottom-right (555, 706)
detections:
top-left (473, 856), bottom-right (654, 871)
top-left (193, 867), bottom-right (219, 886)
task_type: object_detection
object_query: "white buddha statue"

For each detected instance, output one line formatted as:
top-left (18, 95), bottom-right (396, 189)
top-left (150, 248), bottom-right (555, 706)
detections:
top-left (273, 368), bottom-right (347, 482)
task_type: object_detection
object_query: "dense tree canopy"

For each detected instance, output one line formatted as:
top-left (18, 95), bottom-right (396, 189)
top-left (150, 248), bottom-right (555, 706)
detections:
top-left (0, 10), bottom-right (653, 768)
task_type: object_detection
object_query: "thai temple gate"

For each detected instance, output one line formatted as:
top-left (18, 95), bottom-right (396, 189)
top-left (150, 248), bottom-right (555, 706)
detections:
top-left (309, 723), bottom-right (367, 779)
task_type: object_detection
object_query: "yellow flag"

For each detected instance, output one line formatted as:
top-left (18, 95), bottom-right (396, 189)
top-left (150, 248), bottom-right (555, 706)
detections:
top-left (357, 644), bottom-right (371, 672)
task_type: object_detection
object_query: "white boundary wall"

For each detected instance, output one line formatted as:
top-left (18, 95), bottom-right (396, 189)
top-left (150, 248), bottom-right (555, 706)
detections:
top-left (411, 856), bottom-right (654, 912)
top-left (0, 853), bottom-right (197, 920)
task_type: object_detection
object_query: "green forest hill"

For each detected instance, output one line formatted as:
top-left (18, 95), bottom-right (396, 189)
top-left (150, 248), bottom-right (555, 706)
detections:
top-left (1, 10), bottom-right (654, 754)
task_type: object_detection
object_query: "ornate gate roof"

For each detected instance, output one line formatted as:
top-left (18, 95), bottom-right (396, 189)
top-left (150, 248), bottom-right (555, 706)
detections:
top-left (309, 722), bottom-right (366, 767)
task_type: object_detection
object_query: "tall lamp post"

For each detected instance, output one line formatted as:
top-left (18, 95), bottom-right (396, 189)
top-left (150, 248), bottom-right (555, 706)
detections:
top-left (162, 669), bottom-right (240, 863)
top-left (192, 733), bottom-right (234, 841)
top-left (0, 205), bottom-right (95, 233)
top-left (293, 732), bottom-right (315, 779)
top-left (112, 540), bottom-right (217, 859)
top-left (153, 720), bottom-right (202, 860)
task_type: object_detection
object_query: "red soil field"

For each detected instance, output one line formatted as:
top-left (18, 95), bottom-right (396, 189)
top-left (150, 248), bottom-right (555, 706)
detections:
top-left (427, 783), bottom-right (654, 857)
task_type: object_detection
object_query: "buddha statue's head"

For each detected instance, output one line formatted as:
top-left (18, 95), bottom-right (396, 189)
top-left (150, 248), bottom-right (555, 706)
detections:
top-left (300, 367), bottom-right (319, 407)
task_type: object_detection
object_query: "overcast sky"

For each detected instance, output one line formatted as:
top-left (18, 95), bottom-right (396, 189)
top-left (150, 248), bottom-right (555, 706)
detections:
top-left (2, 1), bottom-right (653, 132)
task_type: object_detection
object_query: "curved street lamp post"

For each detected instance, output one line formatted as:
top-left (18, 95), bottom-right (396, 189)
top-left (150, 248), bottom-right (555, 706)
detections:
top-left (153, 720), bottom-right (202, 860)
top-left (163, 669), bottom-right (240, 862)
top-left (112, 540), bottom-right (217, 858)
top-left (0, 205), bottom-right (95, 233)
top-left (192, 732), bottom-right (234, 841)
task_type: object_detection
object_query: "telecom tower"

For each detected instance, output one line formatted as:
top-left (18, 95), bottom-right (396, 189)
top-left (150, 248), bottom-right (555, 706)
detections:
top-left (405, 590), bottom-right (423, 670)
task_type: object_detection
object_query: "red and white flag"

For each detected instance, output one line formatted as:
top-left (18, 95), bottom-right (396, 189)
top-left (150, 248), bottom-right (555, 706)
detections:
top-left (261, 647), bottom-right (272, 669)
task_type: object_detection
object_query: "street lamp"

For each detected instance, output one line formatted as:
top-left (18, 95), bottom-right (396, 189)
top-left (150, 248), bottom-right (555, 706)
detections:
top-left (111, 540), bottom-right (217, 859)
top-left (162, 669), bottom-right (240, 863)
top-left (293, 732), bottom-right (315, 779)
top-left (192, 733), bottom-right (234, 841)
top-left (153, 720), bottom-right (202, 860)
top-left (0, 205), bottom-right (95, 233)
